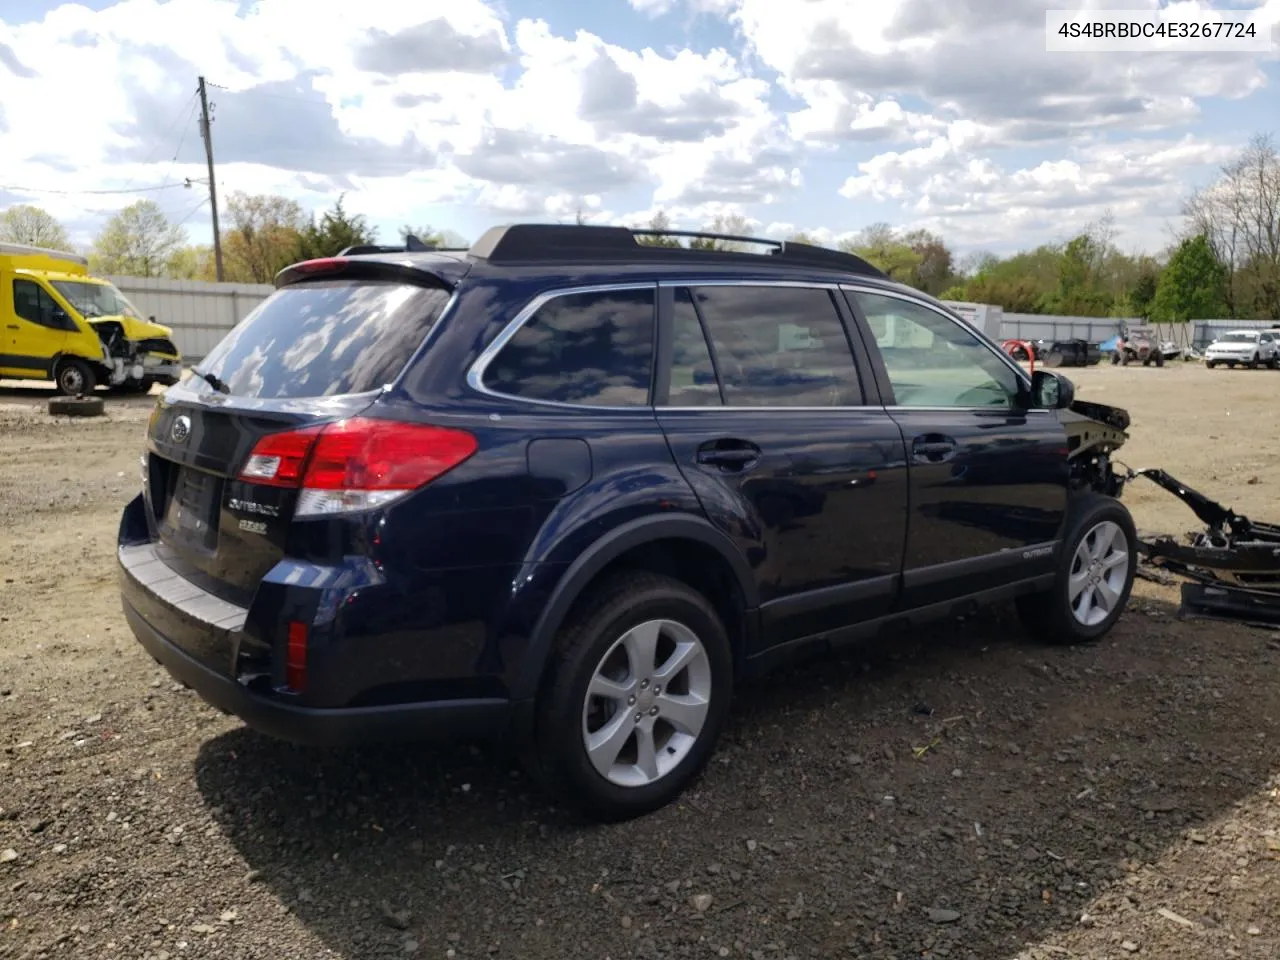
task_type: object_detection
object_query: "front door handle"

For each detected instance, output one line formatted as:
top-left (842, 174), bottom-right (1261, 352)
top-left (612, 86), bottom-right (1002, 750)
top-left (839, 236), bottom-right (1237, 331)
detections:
top-left (5, 324), bottom-right (18, 330)
top-left (912, 435), bottom-right (957, 463)
top-left (696, 440), bottom-right (762, 471)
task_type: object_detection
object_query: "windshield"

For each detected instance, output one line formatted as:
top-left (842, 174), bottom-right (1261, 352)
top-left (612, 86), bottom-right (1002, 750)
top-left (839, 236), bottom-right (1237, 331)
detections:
top-left (1219, 332), bottom-right (1256, 343)
top-left (194, 279), bottom-right (451, 399)
top-left (51, 280), bottom-right (142, 320)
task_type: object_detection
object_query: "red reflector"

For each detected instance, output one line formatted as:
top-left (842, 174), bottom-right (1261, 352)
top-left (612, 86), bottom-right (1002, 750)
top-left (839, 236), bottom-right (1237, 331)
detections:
top-left (286, 621), bottom-right (308, 692)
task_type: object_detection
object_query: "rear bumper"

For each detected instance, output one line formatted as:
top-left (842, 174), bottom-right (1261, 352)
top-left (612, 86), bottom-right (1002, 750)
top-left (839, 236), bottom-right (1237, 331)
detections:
top-left (119, 543), bottom-right (519, 748)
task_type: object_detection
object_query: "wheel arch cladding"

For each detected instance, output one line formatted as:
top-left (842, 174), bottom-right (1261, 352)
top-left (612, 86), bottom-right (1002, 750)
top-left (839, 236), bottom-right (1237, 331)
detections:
top-left (512, 515), bottom-right (758, 700)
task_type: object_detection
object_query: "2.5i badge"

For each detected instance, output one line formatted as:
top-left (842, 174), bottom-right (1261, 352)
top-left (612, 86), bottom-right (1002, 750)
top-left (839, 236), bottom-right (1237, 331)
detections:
top-left (238, 519), bottom-right (268, 535)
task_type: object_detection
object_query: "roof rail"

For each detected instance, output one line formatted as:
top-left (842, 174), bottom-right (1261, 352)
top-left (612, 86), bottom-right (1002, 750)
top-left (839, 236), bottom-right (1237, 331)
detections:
top-left (466, 223), bottom-right (887, 279)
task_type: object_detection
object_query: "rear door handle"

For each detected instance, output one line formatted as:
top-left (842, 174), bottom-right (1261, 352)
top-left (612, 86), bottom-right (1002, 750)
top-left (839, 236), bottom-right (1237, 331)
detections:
top-left (696, 440), bottom-right (762, 471)
top-left (5, 324), bottom-right (18, 330)
top-left (912, 435), bottom-right (957, 463)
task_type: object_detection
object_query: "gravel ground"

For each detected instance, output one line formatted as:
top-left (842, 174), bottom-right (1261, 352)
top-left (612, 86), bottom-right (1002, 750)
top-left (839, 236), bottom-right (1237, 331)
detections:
top-left (1, 366), bottom-right (1278, 960)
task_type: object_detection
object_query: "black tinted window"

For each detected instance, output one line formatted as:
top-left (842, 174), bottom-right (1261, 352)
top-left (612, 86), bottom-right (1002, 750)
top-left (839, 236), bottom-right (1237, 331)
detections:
top-left (196, 279), bottom-right (450, 399)
top-left (13, 280), bottom-right (55, 329)
top-left (668, 288), bottom-right (721, 406)
top-left (484, 288), bottom-right (654, 406)
top-left (690, 285), bottom-right (861, 407)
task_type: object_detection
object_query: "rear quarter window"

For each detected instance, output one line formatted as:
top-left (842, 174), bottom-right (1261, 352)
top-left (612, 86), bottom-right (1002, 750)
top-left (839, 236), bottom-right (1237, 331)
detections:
top-left (196, 279), bottom-right (451, 399)
top-left (481, 287), bottom-right (655, 406)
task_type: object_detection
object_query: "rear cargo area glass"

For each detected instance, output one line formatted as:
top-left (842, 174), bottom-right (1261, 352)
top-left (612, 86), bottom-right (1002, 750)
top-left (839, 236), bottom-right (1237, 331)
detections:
top-left (196, 279), bottom-right (451, 399)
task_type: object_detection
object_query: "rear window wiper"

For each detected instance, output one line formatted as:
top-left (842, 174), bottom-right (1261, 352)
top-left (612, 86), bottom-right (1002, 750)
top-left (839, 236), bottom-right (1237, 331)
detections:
top-left (195, 370), bottom-right (229, 393)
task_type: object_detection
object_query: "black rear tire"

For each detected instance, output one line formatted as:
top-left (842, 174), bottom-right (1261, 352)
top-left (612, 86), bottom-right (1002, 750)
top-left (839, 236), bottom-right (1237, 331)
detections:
top-left (1015, 494), bottom-right (1137, 645)
top-left (53, 358), bottom-right (96, 396)
top-left (527, 571), bottom-right (734, 821)
top-left (1154, 352), bottom-right (1165, 368)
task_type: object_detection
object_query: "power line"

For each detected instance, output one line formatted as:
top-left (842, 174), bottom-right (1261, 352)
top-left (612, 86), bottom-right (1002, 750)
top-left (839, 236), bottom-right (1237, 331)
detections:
top-left (157, 97), bottom-right (201, 191)
top-left (172, 195), bottom-right (210, 228)
top-left (0, 181), bottom-right (190, 196)
top-left (119, 90), bottom-right (199, 192)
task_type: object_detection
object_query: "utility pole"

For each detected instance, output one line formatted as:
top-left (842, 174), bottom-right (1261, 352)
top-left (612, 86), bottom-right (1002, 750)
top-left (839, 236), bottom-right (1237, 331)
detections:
top-left (197, 76), bottom-right (224, 281)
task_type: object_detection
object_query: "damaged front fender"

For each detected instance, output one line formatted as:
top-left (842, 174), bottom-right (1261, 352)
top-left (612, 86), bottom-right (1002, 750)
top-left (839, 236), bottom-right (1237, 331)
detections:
top-left (1059, 398), bottom-right (1130, 498)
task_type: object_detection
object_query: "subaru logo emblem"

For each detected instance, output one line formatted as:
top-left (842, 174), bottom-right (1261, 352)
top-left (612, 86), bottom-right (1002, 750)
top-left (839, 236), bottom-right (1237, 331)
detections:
top-left (170, 415), bottom-right (191, 444)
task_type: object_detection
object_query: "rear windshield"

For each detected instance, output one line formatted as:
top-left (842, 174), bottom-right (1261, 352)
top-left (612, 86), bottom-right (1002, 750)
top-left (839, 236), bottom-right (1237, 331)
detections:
top-left (194, 279), bottom-right (450, 399)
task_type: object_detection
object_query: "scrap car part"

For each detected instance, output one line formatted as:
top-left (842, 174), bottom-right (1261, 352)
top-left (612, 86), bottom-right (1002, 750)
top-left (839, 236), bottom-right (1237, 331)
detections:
top-left (1129, 467), bottom-right (1280, 625)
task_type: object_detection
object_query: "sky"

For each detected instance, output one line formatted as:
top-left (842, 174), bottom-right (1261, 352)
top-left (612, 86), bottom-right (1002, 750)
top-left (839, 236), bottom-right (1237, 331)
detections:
top-left (0, 0), bottom-right (1277, 258)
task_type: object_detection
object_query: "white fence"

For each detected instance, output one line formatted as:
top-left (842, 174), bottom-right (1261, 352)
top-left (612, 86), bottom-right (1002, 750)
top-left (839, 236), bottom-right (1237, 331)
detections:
top-left (111, 276), bottom-right (272, 360)
top-left (108, 277), bottom-right (1275, 362)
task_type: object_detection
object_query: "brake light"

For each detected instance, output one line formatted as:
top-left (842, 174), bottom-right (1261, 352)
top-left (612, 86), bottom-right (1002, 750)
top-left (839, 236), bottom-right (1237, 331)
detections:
top-left (286, 620), bottom-right (308, 692)
top-left (291, 256), bottom-right (348, 274)
top-left (237, 417), bottom-right (478, 517)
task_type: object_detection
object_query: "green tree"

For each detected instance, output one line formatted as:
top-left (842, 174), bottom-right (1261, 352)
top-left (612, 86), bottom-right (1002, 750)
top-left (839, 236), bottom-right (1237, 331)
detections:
top-left (1043, 234), bottom-right (1112, 316)
top-left (900, 228), bottom-right (955, 295)
top-left (688, 213), bottom-right (754, 251)
top-left (840, 227), bottom-right (923, 285)
top-left (222, 192), bottom-right (308, 283)
top-left (90, 200), bottom-right (186, 277)
top-left (637, 209), bottom-right (683, 248)
top-left (1151, 234), bottom-right (1228, 321)
top-left (297, 194), bottom-right (377, 259)
top-left (165, 245), bottom-right (214, 280)
top-left (0, 204), bottom-right (73, 250)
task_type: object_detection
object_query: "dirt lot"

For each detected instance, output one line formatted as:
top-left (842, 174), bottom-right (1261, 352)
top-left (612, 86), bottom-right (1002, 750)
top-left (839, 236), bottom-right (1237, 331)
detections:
top-left (2, 365), bottom-right (1279, 960)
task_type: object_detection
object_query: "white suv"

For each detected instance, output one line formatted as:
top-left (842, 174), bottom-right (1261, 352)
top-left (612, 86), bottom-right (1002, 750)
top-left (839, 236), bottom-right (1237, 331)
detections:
top-left (1204, 330), bottom-right (1278, 369)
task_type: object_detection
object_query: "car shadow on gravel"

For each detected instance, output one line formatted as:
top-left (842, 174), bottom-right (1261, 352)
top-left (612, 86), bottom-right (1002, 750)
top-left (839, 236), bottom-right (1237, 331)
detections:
top-left (193, 596), bottom-right (1280, 959)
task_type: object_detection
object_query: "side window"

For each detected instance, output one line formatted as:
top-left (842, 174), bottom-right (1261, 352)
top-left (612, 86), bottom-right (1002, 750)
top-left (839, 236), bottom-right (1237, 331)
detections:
top-left (850, 291), bottom-right (1020, 408)
top-left (668, 288), bottom-right (721, 406)
top-left (483, 287), bottom-right (654, 406)
top-left (13, 280), bottom-right (53, 327)
top-left (689, 285), bottom-right (862, 407)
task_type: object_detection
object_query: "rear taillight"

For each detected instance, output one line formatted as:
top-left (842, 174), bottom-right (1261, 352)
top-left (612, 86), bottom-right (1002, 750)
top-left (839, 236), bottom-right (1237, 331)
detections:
top-left (237, 417), bottom-right (478, 517)
top-left (240, 425), bottom-right (323, 488)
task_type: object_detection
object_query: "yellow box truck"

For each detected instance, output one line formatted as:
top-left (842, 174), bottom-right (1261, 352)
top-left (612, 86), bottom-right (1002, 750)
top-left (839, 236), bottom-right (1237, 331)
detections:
top-left (0, 242), bottom-right (182, 395)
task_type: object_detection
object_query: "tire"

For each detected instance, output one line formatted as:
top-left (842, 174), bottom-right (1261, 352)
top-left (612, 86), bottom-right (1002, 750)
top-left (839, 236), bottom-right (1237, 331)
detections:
top-left (1205, 361), bottom-right (1216, 369)
top-left (1015, 494), bottom-right (1137, 645)
top-left (1045, 350), bottom-right (1064, 368)
top-left (1110, 351), bottom-right (1120, 365)
top-left (1154, 352), bottom-right (1165, 368)
top-left (1247, 354), bottom-right (1259, 369)
top-left (48, 395), bottom-right (105, 417)
top-left (527, 570), bottom-right (734, 821)
top-left (1268, 356), bottom-right (1278, 370)
top-left (53, 358), bottom-right (96, 396)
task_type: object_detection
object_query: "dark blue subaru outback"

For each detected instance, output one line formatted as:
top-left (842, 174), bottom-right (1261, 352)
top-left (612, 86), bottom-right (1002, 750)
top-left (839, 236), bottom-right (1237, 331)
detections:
top-left (118, 224), bottom-right (1137, 820)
